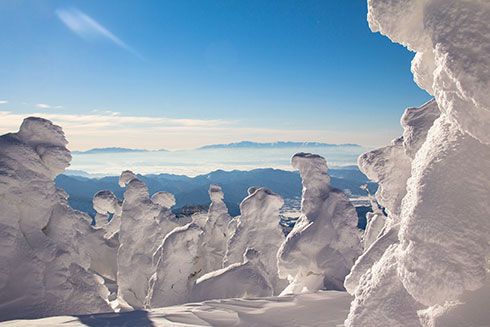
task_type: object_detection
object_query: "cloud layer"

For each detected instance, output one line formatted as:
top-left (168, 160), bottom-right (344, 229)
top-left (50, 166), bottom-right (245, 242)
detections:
top-left (0, 111), bottom-right (384, 150)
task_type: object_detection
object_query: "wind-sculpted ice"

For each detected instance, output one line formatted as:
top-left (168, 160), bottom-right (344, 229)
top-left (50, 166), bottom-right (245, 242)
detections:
top-left (277, 153), bottom-right (362, 295)
top-left (346, 0), bottom-right (490, 325)
top-left (191, 248), bottom-right (273, 302)
top-left (224, 187), bottom-right (286, 294)
top-left (200, 185), bottom-right (232, 273)
top-left (117, 171), bottom-right (182, 309)
top-left (0, 118), bottom-right (111, 321)
top-left (146, 223), bottom-right (203, 308)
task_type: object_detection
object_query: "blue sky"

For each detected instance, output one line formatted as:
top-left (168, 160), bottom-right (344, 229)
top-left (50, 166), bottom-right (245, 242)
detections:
top-left (0, 0), bottom-right (431, 150)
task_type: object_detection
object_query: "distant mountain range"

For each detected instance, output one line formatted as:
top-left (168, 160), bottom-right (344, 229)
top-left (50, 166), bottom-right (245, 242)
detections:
top-left (72, 142), bottom-right (362, 155)
top-left (72, 147), bottom-right (168, 155)
top-left (198, 141), bottom-right (361, 150)
top-left (55, 167), bottom-right (377, 228)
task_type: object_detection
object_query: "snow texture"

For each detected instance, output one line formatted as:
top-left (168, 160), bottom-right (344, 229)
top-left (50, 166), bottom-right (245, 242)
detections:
top-left (277, 153), bottom-right (362, 295)
top-left (224, 187), bottom-right (286, 294)
top-left (0, 118), bottom-right (111, 321)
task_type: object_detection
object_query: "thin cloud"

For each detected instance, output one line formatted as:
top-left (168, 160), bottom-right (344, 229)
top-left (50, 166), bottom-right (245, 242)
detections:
top-left (36, 103), bottom-right (51, 109)
top-left (56, 8), bottom-right (142, 59)
top-left (0, 100), bottom-right (7, 105)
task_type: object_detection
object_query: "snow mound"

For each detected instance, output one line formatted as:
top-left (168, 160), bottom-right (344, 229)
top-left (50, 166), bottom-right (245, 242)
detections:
top-left (277, 152), bottom-right (362, 294)
top-left (191, 248), bottom-right (273, 302)
top-left (0, 117), bottom-right (111, 321)
top-left (224, 187), bottom-right (286, 294)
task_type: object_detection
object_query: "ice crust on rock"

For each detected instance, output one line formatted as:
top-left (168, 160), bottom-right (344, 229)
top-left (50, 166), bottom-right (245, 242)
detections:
top-left (0, 118), bottom-right (111, 321)
top-left (191, 248), bottom-right (273, 302)
top-left (116, 171), bottom-right (182, 309)
top-left (146, 223), bottom-right (203, 308)
top-left (277, 153), bottom-right (362, 295)
top-left (346, 1), bottom-right (490, 326)
top-left (224, 187), bottom-right (286, 294)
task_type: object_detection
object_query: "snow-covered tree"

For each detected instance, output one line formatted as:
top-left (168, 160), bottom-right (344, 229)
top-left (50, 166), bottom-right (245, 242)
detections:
top-left (347, 0), bottom-right (490, 325)
top-left (198, 185), bottom-right (231, 271)
top-left (224, 187), bottom-right (286, 294)
top-left (277, 153), bottom-right (362, 294)
top-left (0, 117), bottom-right (112, 320)
top-left (117, 172), bottom-right (182, 308)
top-left (146, 223), bottom-right (203, 307)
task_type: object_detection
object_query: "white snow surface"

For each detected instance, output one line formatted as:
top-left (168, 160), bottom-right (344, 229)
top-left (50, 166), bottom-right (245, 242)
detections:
top-left (0, 291), bottom-right (352, 327)
top-left (224, 187), bottom-right (287, 294)
top-left (0, 118), bottom-right (112, 320)
top-left (277, 153), bottom-right (362, 294)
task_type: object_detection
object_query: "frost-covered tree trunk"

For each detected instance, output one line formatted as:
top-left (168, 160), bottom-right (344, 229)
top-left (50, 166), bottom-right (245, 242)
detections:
top-left (277, 153), bottom-right (362, 295)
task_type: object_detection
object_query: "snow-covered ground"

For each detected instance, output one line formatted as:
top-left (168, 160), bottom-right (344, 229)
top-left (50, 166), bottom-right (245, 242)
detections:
top-left (0, 291), bottom-right (351, 327)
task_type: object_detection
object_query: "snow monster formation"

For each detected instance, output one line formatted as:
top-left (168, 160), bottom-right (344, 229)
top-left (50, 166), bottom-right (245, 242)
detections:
top-left (199, 184), bottom-right (232, 273)
top-left (346, 1), bottom-right (490, 326)
top-left (116, 171), bottom-right (182, 309)
top-left (277, 153), bottom-right (362, 295)
top-left (224, 187), bottom-right (286, 294)
top-left (146, 223), bottom-right (204, 308)
top-left (0, 117), bottom-right (111, 321)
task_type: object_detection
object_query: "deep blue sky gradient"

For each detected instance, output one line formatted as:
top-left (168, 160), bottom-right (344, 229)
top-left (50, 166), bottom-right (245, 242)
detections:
top-left (0, 0), bottom-right (431, 147)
